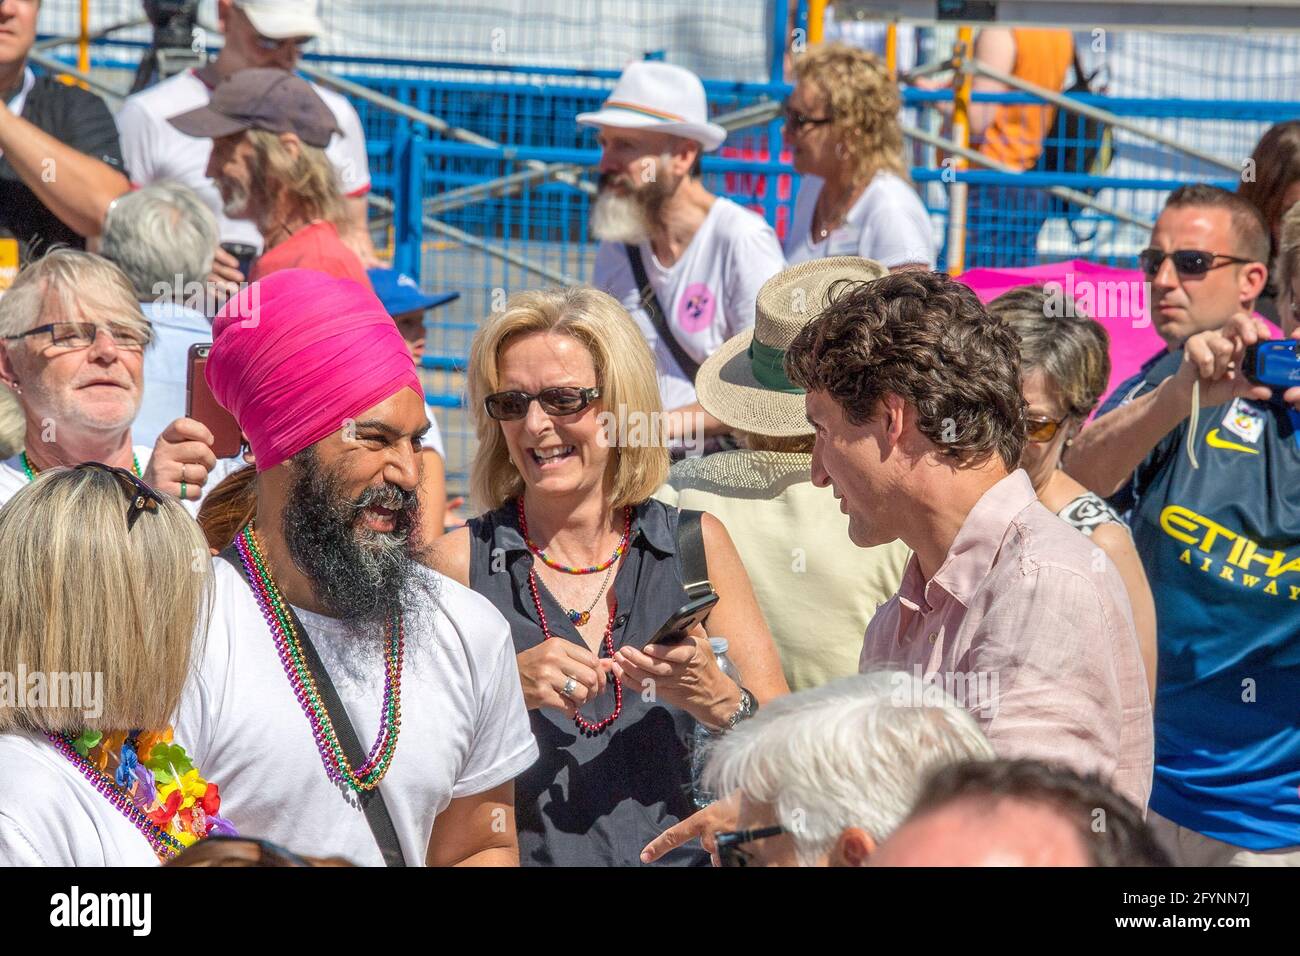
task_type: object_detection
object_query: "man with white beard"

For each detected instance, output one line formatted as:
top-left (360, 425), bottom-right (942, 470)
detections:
top-left (584, 61), bottom-right (786, 448)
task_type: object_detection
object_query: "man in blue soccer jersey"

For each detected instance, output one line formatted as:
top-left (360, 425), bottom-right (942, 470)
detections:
top-left (1067, 284), bottom-right (1300, 864)
top-left (1091, 185), bottom-right (1269, 427)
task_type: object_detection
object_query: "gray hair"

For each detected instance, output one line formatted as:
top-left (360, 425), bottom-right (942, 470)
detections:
top-left (101, 182), bottom-right (218, 301)
top-left (703, 671), bottom-right (996, 865)
top-left (0, 248), bottom-right (151, 342)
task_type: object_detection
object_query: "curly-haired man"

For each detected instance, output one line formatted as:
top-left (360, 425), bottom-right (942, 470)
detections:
top-left (785, 268), bottom-right (1153, 812)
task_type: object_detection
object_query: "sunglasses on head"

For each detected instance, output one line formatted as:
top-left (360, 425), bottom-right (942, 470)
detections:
top-left (714, 825), bottom-right (786, 868)
top-left (484, 386), bottom-right (601, 421)
top-left (1138, 248), bottom-right (1253, 278)
top-left (75, 462), bottom-right (164, 532)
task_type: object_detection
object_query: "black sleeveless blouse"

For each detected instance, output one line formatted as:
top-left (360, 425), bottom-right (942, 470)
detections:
top-left (467, 497), bottom-right (709, 867)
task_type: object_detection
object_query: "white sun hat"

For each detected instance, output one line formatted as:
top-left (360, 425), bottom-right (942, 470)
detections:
top-left (235, 0), bottom-right (324, 39)
top-left (577, 60), bottom-right (727, 152)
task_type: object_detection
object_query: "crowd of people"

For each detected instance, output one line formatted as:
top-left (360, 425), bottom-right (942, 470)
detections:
top-left (0, 0), bottom-right (1296, 869)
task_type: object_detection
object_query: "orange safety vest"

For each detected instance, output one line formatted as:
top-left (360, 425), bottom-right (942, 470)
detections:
top-left (977, 28), bottom-right (1075, 172)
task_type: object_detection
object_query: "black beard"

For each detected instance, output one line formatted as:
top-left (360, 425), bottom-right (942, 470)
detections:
top-left (281, 447), bottom-right (425, 636)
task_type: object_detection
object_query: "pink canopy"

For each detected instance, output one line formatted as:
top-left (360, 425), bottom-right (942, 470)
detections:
top-left (957, 260), bottom-right (1165, 410)
top-left (957, 259), bottom-right (1280, 411)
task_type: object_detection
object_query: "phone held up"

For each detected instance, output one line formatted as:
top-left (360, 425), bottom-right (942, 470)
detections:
top-left (186, 344), bottom-right (244, 459)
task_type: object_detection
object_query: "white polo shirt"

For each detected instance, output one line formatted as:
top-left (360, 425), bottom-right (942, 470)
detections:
top-left (116, 69), bottom-right (372, 251)
top-left (592, 197), bottom-right (786, 411)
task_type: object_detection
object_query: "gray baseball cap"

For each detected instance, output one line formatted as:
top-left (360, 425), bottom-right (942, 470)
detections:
top-left (167, 68), bottom-right (338, 148)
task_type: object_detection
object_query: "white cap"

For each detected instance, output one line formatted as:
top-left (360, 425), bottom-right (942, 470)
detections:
top-left (235, 0), bottom-right (324, 39)
top-left (577, 60), bottom-right (727, 152)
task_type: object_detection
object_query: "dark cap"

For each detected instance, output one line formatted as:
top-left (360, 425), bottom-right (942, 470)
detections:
top-left (167, 68), bottom-right (339, 148)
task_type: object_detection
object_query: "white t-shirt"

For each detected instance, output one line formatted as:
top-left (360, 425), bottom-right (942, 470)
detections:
top-left (592, 197), bottom-right (786, 410)
top-left (174, 558), bottom-right (537, 866)
top-left (784, 172), bottom-right (935, 270)
top-left (116, 69), bottom-right (372, 250)
top-left (0, 731), bottom-right (163, 866)
top-left (0, 446), bottom-right (243, 515)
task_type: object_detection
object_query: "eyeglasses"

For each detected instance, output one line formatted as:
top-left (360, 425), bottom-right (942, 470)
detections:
top-left (1138, 248), bottom-right (1254, 278)
top-left (780, 100), bottom-right (834, 131)
top-left (1026, 414), bottom-right (1070, 443)
top-left (715, 825), bottom-right (786, 868)
top-left (253, 32), bottom-right (313, 52)
top-left (75, 462), bottom-right (164, 532)
top-left (3, 322), bottom-right (152, 352)
top-left (484, 386), bottom-right (602, 421)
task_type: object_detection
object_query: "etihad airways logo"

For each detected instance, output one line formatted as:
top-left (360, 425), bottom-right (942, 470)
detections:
top-left (1161, 504), bottom-right (1300, 600)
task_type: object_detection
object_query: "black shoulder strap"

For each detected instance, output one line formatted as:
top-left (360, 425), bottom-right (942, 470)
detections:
top-left (218, 545), bottom-right (408, 867)
top-left (675, 509), bottom-right (714, 601)
top-left (625, 243), bottom-right (702, 383)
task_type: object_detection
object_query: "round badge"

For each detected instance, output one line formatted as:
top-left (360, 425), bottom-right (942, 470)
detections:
top-left (677, 283), bottom-right (717, 333)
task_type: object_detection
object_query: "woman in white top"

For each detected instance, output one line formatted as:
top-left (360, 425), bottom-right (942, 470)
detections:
top-left (783, 43), bottom-right (935, 271)
top-left (988, 286), bottom-right (1157, 701)
top-left (0, 465), bottom-right (227, 866)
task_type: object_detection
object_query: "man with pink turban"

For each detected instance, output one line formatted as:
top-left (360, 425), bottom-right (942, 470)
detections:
top-left (174, 269), bottom-right (537, 866)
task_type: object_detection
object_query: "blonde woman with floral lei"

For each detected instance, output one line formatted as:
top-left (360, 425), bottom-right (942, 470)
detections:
top-left (432, 286), bottom-right (788, 866)
top-left (0, 465), bottom-right (232, 865)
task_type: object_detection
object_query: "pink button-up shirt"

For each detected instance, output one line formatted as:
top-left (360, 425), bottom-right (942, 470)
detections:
top-left (861, 470), bottom-right (1153, 810)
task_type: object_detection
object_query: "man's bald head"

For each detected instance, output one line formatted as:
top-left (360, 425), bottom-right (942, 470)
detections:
top-left (867, 758), bottom-right (1170, 868)
top-left (868, 796), bottom-right (1090, 866)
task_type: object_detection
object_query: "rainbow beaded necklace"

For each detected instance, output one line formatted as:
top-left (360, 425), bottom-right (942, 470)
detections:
top-left (234, 523), bottom-right (404, 792)
top-left (22, 450), bottom-right (142, 481)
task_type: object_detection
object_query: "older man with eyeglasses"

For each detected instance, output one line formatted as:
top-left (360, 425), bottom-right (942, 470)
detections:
top-left (0, 249), bottom-right (238, 508)
top-left (116, 0), bottom-right (376, 286)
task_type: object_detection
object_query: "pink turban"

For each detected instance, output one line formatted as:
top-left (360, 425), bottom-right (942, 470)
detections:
top-left (207, 269), bottom-right (423, 472)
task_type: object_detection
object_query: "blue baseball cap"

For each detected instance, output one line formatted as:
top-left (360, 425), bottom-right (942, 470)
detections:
top-left (367, 269), bottom-right (460, 316)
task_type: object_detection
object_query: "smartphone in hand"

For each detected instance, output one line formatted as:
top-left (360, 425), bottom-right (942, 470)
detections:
top-left (644, 592), bottom-right (719, 647)
top-left (186, 344), bottom-right (243, 459)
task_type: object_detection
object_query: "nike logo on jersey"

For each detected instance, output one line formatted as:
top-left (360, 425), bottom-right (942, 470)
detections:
top-left (1205, 429), bottom-right (1261, 455)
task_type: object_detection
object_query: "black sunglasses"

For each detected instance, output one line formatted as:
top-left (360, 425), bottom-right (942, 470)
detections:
top-left (75, 462), bottom-right (164, 532)
top-left (780, 99), bottom-right (833, 130)
top-left (484, 386), bottom-right (602, 421)
top-left (1138, 248), bottom-right (1253, 278)
top-left (715, 825), bottom-right (787, 867)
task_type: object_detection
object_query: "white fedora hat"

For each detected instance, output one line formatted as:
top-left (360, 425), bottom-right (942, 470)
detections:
top-left (577, 60), bottom-right (727, 152)
top-left (695, 257), bottom-right (889, 437)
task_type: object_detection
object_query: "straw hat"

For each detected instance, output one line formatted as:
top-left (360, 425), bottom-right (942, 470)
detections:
top-left (695, 256), bottom-right (888, 436)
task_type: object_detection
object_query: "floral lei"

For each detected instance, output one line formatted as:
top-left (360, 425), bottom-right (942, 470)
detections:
top-left (50, 727), bottom-right (236, 860)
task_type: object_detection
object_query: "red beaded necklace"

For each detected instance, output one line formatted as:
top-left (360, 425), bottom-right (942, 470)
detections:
top-left (518, 497), bottom-right (629, 737)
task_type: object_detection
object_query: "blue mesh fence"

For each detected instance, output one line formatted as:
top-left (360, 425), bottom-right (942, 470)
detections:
top-left (27, 3), bottom-right (1300, 497)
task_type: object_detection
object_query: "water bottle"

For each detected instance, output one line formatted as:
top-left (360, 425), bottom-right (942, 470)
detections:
top-left (691, 637), bottom-right (742, 809)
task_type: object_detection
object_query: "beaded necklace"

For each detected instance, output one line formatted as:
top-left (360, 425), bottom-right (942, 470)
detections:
top-left (47, 729), bottom-right (232, 861)
top-left (518, 497), bottom-right (628, 736)
top-left (22, 450), bottom-right (142, 481)
top-left (519, 496), bottom-right (632, 574)
top-left (235, 524), bottom-right (404, 792)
